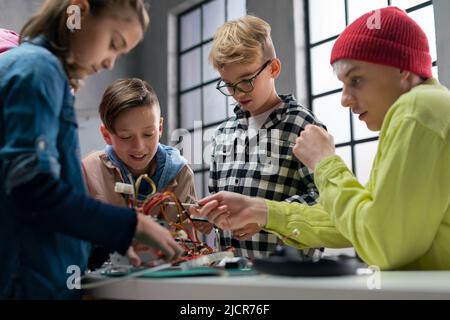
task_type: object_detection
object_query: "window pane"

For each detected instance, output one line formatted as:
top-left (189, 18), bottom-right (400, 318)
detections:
top-left (310, 41), bottom-right (342, 95)
top-left (203, 42), bottom-right (219, 82)
top-left (180, 9), bottom-right (201, 51)
top-left (347, 0), bottom-right (389, 24)
top-left (203, 83), bottom-right (227, 125)
top-left (390, 0), bottom-right (428, 10)
top-left (203, 171), bottom-right (210, 196)
top-left (203, 0), bottom-right (225, 41)
top-left (227, 97), bottom-right (236, 118)
top-left (355, 141), bottom-right (379, 186)
top-left (180, 48), bottom-right (201, 90)
top-left (194, 172), bottom-right (204, 198)
top-left (227, 0), bottom-right (246, 20)
top-left (335, 146), bottom-right (352, 170)
top-left (309, 0), bottom-right (345, 43)
top-left (203, 126), bottom-right (217, 168)
top-left (408, 6), bottom-right (437, 62)
top-left (432, 65), bottom-right (438, 79)
top-left (352, 113), bottom-right (378, 140)
top-left (313, 93), bottom-right (350, 144)
top-left (180, 131), bottom-right (203, 171)
top-left (180, 89), bottom-right (201, 130)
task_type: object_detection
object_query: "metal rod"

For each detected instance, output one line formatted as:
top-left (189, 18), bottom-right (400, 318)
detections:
top-left (165, 202), bottom-right (200, 208)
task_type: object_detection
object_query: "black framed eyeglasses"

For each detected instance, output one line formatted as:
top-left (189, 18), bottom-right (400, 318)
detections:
top-left (216, 59), bottom-right (273, 96)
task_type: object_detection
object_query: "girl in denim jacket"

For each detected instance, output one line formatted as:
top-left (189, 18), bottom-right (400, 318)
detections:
top-left (0, 0), bottom-right (182, 299)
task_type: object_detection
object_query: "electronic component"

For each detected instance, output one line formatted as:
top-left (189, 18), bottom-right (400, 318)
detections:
top-left (114, 182), bottom-right (134, 195)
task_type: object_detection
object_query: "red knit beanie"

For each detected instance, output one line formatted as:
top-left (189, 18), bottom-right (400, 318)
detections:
top-left (330, 7), bottom-right (432, 79)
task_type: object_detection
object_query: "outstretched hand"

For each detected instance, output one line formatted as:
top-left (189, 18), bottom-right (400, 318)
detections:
top-left (189, 191), bottom-right (268, 231)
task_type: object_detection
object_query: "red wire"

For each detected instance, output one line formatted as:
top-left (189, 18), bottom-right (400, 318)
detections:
top-left (139, 191), bottom-right (214, 258)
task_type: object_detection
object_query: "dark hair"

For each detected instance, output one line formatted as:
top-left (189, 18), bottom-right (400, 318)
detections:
top-left (99, 78), bottom-right (160, 133)
top-left (20, 0), bottom-right (149, 76)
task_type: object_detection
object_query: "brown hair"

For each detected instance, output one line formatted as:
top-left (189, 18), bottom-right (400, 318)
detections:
top-left (209, 15), bottom-right (276, 69)
top-left (20, 0), bottom-right (149, 75)
top-left (99, 78), bottom-right (160, 133)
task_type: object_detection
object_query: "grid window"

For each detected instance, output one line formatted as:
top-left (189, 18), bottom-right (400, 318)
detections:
top-left (347, 0), bottom-right (389, 23)
top-left (180, 89), bottom-right (202, 132)
top-left (390, 0), bottom-right (428, 9)
top-left (180, 9), bottom-right (201, 51)
top-left (202, 0), bottom-right (226, 41)
top-left (432, 65), bottom-right (439, 79)
top-left (313, 92), bottom-right (350, 144)
top-left (203, 82), bottom-right (227, 126)
top-left (310, 40), bottom-right (340, 95)
top-left (180, 48), bottom-right (201, 91)
top-left (408, 5), bottom-right (437, 61)
top-left (307, 0), bottom-right (437, 180)
top-left (354, 141), bottom-right (379, 186)
top-left (202, 42), bottom-right (219, 82)
top-left (335, 146), bottom-right (352, 171)
top-left (176, 0), bottom-right (247, 198)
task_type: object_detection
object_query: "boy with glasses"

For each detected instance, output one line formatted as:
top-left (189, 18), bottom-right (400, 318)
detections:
top-left (208, 15), bottom-right (325, 259)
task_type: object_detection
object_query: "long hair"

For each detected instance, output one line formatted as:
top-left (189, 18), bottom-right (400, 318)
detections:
top-left (20, 0), bottom-right (149, 76)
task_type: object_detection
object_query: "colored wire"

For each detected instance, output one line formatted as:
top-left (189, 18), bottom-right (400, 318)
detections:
top-left (134, 174), bottom-right (156, 204)
top-left (140, 191), bottom-right (214, 257)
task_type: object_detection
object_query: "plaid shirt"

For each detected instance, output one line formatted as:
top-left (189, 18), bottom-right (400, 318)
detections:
top-left (209, 94), bottom-right (325, 259)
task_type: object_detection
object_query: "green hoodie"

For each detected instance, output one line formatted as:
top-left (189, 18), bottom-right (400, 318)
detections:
top-left (264, 78), bottom-right (450, 270)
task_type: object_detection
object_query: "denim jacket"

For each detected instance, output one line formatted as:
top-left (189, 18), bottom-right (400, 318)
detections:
top-left (0, 37), bottom-right (136, 299)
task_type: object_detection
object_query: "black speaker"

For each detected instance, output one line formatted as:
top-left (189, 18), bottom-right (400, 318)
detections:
top-left (253, 246), bottom-right (366, 277)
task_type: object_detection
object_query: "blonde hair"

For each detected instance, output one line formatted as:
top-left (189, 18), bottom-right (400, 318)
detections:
top-left (21, 0), bottom-right (149, 76)
top-left (209, 15), bottom-right (276, 69)
top-left (99, 78), bottom-right (160, 133)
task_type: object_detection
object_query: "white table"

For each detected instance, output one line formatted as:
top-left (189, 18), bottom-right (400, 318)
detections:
top-left (85, 270), bottom-right (450, 300)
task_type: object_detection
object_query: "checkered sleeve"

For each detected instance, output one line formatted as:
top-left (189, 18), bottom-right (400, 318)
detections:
top-left (284, 108), bottom-right (326, 205)
top-left (207, 95), bottom-right (327, 258)
top-left (208, 132), bottom-right (218, 195)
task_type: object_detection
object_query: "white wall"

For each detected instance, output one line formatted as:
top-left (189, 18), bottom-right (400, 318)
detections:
top-left (434, 0), bottom-right (450, 88)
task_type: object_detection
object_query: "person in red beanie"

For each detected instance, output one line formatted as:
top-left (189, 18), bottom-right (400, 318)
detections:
top-left (190, 7), bottom-right (450, 270)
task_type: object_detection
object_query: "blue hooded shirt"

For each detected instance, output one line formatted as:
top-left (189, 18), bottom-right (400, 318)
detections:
top-left (105, 143), bottom-right (187, 201)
